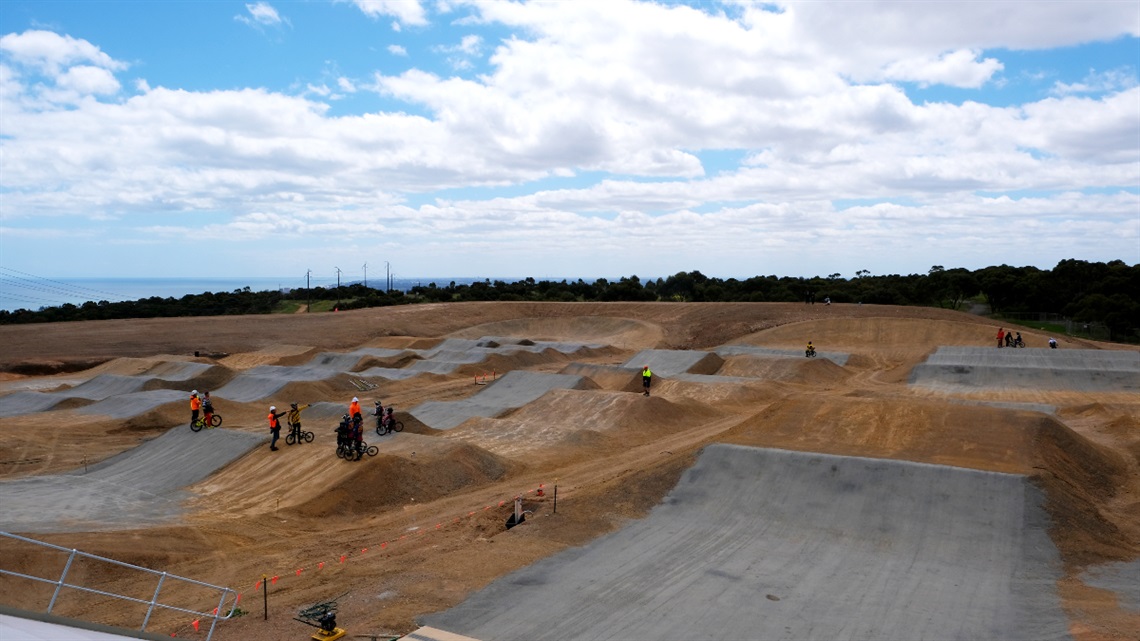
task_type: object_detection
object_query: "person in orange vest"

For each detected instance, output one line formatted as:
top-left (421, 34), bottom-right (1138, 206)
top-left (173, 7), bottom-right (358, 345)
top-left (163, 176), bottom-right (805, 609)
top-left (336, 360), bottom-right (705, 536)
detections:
top-left (189, 390), bottom-right (201, 426)
top-left (348, 396), bottom-right (362, 421)
top-left (268, 405), bottom-right (285, 451)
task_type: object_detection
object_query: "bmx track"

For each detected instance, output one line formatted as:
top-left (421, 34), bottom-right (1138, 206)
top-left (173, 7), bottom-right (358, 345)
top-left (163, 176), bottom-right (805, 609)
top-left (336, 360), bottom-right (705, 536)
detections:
top-left (422, 444), bottom-right (1071, 641)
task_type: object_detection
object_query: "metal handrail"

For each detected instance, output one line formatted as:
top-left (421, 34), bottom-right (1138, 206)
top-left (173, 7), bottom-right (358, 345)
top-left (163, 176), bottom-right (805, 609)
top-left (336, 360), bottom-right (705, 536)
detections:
top-left (0, 531), bottom-right (238, 640)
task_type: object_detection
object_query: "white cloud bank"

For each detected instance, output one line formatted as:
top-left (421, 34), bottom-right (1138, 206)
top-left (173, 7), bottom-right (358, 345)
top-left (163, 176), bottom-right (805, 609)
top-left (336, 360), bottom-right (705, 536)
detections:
top-left (0, 0), bottom-right (1137, 279)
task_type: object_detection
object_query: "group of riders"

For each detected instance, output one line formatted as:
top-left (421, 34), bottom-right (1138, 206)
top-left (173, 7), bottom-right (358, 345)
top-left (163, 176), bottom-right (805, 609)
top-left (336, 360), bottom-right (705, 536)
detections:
top-left (190, 391), bottom-right (398, 459)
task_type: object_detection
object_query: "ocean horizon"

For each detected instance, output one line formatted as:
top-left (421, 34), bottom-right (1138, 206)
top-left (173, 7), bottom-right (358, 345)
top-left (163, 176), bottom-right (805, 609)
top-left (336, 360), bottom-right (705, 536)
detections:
top-left (0, 276), bottom-right (501, 313)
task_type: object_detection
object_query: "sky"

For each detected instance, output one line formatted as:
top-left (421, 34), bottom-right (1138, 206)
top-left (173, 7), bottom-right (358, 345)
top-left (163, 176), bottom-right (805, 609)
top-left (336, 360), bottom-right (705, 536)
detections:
top-left (1, 0), bottom-right (1138, 287)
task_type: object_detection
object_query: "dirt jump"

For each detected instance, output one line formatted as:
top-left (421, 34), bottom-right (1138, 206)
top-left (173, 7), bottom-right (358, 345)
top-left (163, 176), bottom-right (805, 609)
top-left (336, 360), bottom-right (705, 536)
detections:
top-left (0, 302), bottom-right (1137, 641)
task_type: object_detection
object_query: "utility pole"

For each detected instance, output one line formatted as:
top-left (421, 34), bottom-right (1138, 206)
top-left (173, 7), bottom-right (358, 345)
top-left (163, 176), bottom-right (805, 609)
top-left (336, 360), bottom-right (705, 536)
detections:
top-left (363, 262), bottom-right (368, 288)
top-left (306, 269), bottom-right (311, 313)
top-left (385, 261), bottom-right (391, 293)
top-left (335, 267), bottom-right (341, 310)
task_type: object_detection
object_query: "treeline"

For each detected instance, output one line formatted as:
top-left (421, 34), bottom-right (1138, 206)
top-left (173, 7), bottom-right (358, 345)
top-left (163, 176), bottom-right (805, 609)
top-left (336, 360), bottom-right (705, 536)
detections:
top-left (3, 259), bottom-right (1137, 340)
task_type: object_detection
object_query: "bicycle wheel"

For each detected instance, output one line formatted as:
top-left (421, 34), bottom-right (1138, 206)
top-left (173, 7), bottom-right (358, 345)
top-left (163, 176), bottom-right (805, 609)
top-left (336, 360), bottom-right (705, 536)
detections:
top-left (335, 444), bottom-right (346, 458)
top-left (191, 419), bottom-right (204, 432)
top-left (210, 414), bottom-right (223, 427)
top-left (303, 431), bottom-right (314, 443)
top-left (392, 421), bottom-right (404, 433)
top-left (366, 445), bottom-right (379, 457)
top-left (285, 432), bottom-right (297, 446)
top-left (376, 424), bottom-right (385, 436)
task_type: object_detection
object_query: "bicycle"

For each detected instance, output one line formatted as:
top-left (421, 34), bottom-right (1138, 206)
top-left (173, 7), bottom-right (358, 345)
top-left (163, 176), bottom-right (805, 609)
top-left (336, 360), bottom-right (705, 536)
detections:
top-left (336, 439), bottom-right (378, 460)
top-left (190, 414), bottom-right (223, 431)
top-left (376, 413), bottom-right (404, 436)
top-left (285, 423), bottom-right (315, 445)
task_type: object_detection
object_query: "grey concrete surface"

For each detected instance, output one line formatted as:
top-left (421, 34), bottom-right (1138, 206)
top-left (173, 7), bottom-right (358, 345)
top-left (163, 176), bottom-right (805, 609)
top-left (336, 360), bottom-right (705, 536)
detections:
top-left (422, 444), bottom-right (1071, 641)
top-left (75, 389), bottom-right (187, 418)
top-left (910, 347), bottom-right (1140, 392)
top-left (0, 375), bottom-right (149, 418)
top-left (410, 371), bottom-right (590, 430)
top-left (1080, 560), bottom-right (1140, 611)
top-left (0, 427), bottom-right (265, 533)
top-left (623, 349), bottom-right (720, 376)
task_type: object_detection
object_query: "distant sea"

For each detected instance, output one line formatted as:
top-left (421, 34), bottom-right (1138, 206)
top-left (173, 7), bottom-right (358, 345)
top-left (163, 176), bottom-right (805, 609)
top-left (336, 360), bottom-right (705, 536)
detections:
top-left (0, 276), bottom-right (492, 313)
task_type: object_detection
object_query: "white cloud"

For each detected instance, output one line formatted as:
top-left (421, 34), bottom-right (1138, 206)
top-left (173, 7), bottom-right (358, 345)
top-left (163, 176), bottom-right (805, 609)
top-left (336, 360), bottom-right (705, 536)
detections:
top-left (236, 2), bottom-right (291, 29)
top-left (2, 1), bottom-right (1138, 278)
top-left (1051, 67), bottom-right (1140, 96)
top-left (0, 30), bottom-right (126, 75)
top-left (880, 49), bottom-right (1004, 89)
top-left (349, 0), bottom-right (428, 27)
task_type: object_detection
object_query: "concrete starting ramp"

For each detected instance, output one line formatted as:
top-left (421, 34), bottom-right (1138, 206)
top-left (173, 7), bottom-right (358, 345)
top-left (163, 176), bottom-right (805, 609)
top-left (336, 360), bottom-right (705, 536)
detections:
top-left (410, 371), bottom-right (591, 430)
top-left (0, 427), bottom-right (265, 533)
top-left (622, 349), bottom-right (723, 377)
top-left (421, 445), bottom-right (1070, 640)
top-left (911, 347), bottom-right (1140, 392)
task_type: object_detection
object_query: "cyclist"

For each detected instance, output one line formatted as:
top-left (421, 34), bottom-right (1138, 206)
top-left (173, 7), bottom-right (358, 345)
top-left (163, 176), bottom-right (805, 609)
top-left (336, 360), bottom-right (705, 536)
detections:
top-left (806, 341), bottom-right (816, 357)
top-left (287, 402), bottom-right (310, 443)
top-left (334, 414), bottom-right (351, 453)
top-left (202, 392), bottom-right (215, 427)
top-left (380, 406), bottom-right (397, 434)
top-left (189, 390), bottom-right (201, 426)
top-left (373, 400), bottom-right (385, 431)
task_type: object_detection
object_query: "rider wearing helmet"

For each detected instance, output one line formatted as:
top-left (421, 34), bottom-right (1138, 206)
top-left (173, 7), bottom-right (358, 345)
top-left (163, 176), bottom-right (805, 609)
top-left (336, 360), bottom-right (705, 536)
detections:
top-left (268, 405), bottom-right (285, 451)
top-left (189, 390), bottom-right (200, 426)
top-left (287, 402), bottom-right (310, 441)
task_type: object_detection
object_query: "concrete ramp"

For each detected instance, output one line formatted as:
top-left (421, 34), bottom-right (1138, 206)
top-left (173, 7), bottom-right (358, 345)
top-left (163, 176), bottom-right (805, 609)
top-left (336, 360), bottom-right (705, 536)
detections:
top-left (76, 389), bottom-right (186, 418)
top-left (421, 445), bottom-right (1070, 641)
top-left (0, 427), bottom-right (265, 533)
top-left (911, 347), bottom-right (1140, 392)
top-left (623, 350), bottom-right (722, 377)
top-left (0, 375), bottom-right (149, 418)
top-left (411, 371), bottom-right (589, 430)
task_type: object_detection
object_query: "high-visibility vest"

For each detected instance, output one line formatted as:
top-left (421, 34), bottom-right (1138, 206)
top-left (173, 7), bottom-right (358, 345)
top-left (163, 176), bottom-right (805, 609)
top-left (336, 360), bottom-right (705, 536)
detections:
top-left (268, 412), bottom-right (279, 428)
top-left (190, 396), bottom-right (201, 410)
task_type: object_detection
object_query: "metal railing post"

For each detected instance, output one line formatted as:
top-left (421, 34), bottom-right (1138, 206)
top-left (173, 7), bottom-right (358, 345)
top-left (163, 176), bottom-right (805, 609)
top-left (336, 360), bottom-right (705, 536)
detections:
top-left (47, 549), bottom-right (78, 613)
top-left (140, 571), bottom-right (168, 631)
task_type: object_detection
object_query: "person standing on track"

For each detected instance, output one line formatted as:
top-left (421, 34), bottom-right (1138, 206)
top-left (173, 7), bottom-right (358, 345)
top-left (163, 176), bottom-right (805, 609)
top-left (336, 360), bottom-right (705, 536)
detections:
top-left (642, 365), bottom-right (652, 397)
top-left (267, 405), bottom-right (285, 451)
top-left (189, 390), bottom-right (201, 426)
top-left (996, 328), bottom-right (1005, 348)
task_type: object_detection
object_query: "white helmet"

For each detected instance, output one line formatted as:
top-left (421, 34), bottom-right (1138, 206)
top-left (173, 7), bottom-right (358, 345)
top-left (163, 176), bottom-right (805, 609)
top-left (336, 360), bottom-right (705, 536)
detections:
top-left (352, 397), bottom-right (358, 402)
top-left (191, 390), bottom-right (198, 395)
top-left (269, 405), bottom-right (276, 411)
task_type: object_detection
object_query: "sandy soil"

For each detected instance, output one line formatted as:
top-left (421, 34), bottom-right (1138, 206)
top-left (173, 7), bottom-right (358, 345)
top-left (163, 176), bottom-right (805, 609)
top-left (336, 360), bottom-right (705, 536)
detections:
top-left (0, 302), bottom-right (1138, 641)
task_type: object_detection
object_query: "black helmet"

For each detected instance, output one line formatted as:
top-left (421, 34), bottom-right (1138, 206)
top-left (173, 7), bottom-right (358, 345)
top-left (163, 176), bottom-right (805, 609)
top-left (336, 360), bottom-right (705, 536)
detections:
top-left (290, 403), bottom-right (298, 409)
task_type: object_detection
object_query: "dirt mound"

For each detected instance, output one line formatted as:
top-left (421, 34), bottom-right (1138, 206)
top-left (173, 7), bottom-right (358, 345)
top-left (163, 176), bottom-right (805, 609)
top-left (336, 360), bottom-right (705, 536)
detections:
top-left (217, 344), bottom-right (314, 370)
top-left (740, 316), bottom-right (1013, 351)
top-left (716, 354), bottom-right (851, 385)
top-left (1, 358), bottom-right (109, 376)
top-left (442, 388), bottom-right (725, 459)
top-left (558, 363), bottom-right (643, 393)
top-left (721, 395), bottom-right (1048, 473)
top-left (448, 316), bottom-right (665, 350)
top-left (451, 346), bottom-right (612, 379)
top-left (289, 442), bottom-right (519, 519)
top-left (138, 364), bottom-right (234, 394)
top-left (354, 352), bottom-right (423, 371)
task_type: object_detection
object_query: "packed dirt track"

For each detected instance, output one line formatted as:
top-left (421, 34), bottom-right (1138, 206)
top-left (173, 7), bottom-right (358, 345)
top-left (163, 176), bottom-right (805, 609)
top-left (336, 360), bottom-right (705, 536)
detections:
top-left (1, 302), bottom-right (1138, 641)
